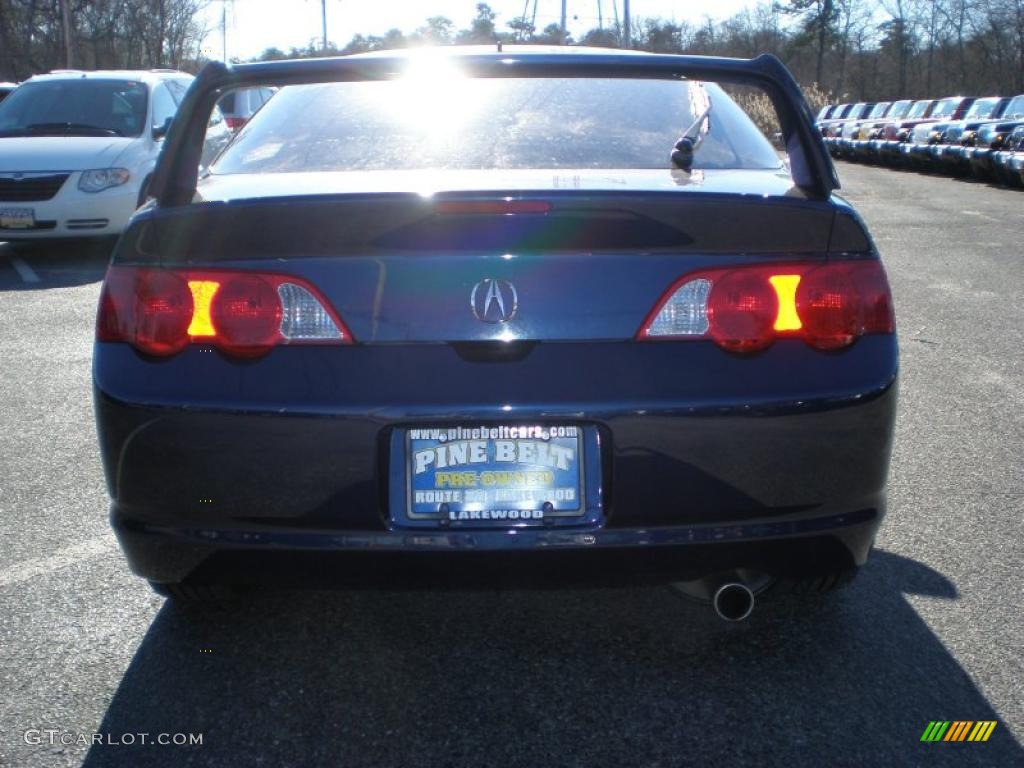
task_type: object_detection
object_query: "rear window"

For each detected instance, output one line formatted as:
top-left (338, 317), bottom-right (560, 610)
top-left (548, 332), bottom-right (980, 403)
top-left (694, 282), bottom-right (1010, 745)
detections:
top-left (931, 98), bottom-right (962, 119)
top-left (218, 92), bottom-right (237, 113)
top-left (0, 79), bottom-right (148, 137)
top-left (907, 101), bottom-right (931, 119)
top-left (888, 101), bottom-right (912, 119)
top-left (966, 98), bottom-right (1000, 119)
top-left (1003, 96), bottom-right (1024, 120)
top-left (210, 77), bottom-right (782, 175)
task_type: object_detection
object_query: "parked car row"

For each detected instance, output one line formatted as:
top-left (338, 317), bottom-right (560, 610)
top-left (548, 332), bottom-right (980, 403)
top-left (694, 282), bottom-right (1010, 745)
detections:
top-left (815, 95), bottom-right (1024, 186)
top-left (0, 70), bottom-right (274, 242)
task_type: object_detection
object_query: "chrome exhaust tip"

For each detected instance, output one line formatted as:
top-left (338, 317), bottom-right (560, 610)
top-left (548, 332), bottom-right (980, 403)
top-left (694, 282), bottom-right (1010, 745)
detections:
top-left (712, 582), bottom-right (755, 622)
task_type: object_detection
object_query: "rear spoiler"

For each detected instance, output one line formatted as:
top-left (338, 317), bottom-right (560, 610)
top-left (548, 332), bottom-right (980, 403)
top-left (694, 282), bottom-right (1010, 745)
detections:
top-left (151, 50), bottom-right (839, 205)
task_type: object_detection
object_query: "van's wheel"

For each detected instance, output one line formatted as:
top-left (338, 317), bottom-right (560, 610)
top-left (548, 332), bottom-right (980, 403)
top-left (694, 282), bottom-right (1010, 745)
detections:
top-left (777, 566), bottom-right (859, 594)
top-left (149, 581), bottom-right (244, 604)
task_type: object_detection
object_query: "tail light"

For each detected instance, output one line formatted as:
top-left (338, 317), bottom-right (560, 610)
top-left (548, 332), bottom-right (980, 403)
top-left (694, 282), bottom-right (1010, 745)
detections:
top-left (707, 270), bottom-right (778, 353)
top-left (97, 266), bottom-right (352, 357)
top-left (637, 260), bottom-right (894, 353)
top-left (224, 116), bottom-right (247, 131)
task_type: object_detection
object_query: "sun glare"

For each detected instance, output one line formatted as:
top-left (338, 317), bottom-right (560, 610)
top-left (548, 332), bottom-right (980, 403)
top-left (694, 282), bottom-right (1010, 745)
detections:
top-left (387, 55), bottom-right (482, 138)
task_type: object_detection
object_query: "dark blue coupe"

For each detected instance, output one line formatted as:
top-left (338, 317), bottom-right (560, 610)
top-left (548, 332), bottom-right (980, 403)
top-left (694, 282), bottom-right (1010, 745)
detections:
top-left (93, 47), bottom-right (897, 619)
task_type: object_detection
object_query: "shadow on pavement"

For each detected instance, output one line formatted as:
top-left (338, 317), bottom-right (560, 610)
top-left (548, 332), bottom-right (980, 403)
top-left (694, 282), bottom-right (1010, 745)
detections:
top-left (80, 549), bottom-right (1021, 767)
top-left (0, 239), bottom-right (113, 290)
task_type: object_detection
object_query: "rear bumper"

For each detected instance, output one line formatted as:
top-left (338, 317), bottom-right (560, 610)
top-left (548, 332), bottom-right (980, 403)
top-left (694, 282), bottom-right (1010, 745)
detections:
top-left (112, 505), bottom-right (882, 586)
top-left (900, 143), bottom-right (925, 162)
top-left (970, 148), bottom-right (996, 173)
top-left (1010, 154), bottom-right (1024, 181)
top-left (937, 145), bottom-right (970, 168)
top-left (851, 140), bottom-right (874, 156)
top-left (95, 336), bottom-right (898, 585)
top-left (992, 150), bottom-right (1018, 182)
top-left (835, 138), bottom-right (857, 156)
top-left (878, 140), bottom-right (905, 160)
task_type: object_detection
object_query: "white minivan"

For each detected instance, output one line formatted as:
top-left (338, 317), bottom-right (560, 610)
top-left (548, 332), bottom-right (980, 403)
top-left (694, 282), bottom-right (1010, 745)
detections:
top-left (0, 69), bottom-right (230, 240)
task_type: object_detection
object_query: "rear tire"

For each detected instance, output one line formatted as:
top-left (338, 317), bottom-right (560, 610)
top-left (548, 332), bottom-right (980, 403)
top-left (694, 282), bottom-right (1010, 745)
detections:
top-left (149, 581), bottom-right (244, 604)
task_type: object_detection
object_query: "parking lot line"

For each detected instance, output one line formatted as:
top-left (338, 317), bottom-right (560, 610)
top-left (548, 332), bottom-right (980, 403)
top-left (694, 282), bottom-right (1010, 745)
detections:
top-left (0, 537), bottom-right (114, 587)
top-left (959, 210), bottom-right (1000, 223)
top-left (8, 255), bottom-right (41, 283)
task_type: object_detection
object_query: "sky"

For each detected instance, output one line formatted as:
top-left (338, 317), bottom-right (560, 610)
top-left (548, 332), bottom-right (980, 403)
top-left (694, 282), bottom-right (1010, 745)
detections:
top-left (202, 0), bottom-right (755, 61)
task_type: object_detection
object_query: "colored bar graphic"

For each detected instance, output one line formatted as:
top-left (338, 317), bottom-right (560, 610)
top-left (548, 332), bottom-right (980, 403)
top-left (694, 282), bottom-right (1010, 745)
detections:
top-left (945, 721), bottom-right (972, 741)
top-left (921, 720), bottom-right (997, 742)
top-left (921, 721), bottom-right (950, 742)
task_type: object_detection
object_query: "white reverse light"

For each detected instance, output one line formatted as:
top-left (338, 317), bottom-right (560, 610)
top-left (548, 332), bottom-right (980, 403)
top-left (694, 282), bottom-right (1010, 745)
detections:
top-left (644, 278), bottom-right (712, 337)
top-left (277, 282), bottom-right (344, 340)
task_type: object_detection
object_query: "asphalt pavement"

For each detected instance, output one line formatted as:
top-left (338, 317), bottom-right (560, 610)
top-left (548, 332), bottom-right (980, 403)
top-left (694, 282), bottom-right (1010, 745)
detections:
top-left (0, 164), bottom-right (1021, 767)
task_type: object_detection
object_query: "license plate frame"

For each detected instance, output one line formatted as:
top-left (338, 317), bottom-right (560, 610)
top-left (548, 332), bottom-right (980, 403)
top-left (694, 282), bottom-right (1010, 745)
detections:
top-left (0, 207), bottom-right (36, 229)
top-left (393, 424), bottom-right (602, 528)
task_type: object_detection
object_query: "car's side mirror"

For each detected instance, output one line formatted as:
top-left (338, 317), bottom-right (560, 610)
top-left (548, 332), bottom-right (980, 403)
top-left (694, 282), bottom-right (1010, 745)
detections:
top-left (152, 117), bottom-right (173, 140)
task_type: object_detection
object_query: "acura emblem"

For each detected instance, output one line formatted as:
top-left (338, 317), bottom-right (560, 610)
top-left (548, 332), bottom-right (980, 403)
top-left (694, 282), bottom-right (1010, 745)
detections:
top-left (470, 278), bottom-right (518, 323)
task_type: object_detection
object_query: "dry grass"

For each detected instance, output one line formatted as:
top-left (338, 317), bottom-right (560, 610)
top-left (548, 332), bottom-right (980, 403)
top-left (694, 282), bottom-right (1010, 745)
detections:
top-left (729, 82), bottom-right (835, 138)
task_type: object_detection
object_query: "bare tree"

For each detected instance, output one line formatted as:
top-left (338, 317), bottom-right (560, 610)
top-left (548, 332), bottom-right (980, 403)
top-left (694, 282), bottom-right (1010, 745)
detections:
top-left (879, 0), bottom-right (915, 96)
top-left (0, 0), bottom-right (209, 80)
top-left (776, 0), bottom-right (840, 86)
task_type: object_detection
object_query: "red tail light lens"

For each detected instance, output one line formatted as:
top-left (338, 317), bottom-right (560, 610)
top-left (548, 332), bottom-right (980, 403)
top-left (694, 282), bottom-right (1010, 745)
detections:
top-left (850, 260), bottom-right (896, 335)
top-left (211, 274), bottom-right (283, 358)
top-left (97, 266), bottom-right (352, 358)
top-left (97, 268), bottom-right (133, 343)
top-left (224, 116), bottom-right (247, 130)
top-left (797, 265), bottom-right (859, 350)
top-left (638, 259), bottom-right (894, 353)
top-left (797, 261), bottom-right (895, 350)
top-left (133, 270), bottom-right (194, 356)
top-left (707, 270), bottom-right (778, 353)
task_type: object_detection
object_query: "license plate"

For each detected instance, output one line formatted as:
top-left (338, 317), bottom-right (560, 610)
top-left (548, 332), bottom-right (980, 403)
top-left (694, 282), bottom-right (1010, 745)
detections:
top-left (406, 424), bottom-right (584, 523)
top-left (0, 207), bottom-right (35, 229)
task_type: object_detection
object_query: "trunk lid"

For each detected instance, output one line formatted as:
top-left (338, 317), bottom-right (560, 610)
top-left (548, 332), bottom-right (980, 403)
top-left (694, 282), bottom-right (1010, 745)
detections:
top-left (125, 169), bottom-right (856, 343)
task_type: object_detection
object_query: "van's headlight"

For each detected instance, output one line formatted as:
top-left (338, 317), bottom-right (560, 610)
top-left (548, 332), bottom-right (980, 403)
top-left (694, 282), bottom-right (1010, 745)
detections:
top-left (79, 168), bottom-right (130, 193)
